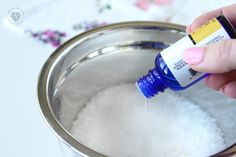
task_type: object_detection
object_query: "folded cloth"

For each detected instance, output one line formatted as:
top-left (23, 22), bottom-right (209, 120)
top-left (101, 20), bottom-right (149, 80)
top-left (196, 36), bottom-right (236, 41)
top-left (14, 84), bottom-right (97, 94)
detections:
top-left (3, 0), bottom-right (236, 47)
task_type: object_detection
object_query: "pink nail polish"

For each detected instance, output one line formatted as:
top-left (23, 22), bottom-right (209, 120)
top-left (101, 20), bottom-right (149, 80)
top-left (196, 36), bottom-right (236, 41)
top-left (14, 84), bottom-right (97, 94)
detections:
top-left (183, 47), bottom-right (205, 65)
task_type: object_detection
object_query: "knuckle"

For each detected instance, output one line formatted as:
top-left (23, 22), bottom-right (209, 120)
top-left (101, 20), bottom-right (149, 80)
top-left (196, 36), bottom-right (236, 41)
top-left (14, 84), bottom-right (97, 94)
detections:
top-left (218, 40), bottom-right (232, 66)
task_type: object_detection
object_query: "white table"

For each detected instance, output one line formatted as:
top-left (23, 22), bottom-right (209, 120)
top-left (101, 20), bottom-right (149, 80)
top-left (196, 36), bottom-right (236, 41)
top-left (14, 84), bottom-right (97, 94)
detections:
top-left (0, 1), bottom-right (63, 156)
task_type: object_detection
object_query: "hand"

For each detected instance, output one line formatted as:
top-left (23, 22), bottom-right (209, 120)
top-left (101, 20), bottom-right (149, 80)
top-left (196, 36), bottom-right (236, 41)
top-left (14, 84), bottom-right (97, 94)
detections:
top-left (183, 3), bottom-right (236, 99)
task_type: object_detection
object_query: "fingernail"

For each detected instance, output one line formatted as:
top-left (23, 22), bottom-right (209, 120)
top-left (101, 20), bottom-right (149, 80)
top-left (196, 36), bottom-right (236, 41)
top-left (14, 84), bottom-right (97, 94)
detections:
top-left (220, 85), bottom-right (226, 94)
top-left (183, 47), bottom-right (205, 65)
top-left (186, 25), bottom-right (191, 34)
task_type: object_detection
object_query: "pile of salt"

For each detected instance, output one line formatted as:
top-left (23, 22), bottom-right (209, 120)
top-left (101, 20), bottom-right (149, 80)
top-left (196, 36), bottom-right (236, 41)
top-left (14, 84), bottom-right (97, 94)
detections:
top-left (71, 84), bottom-right (225, 157)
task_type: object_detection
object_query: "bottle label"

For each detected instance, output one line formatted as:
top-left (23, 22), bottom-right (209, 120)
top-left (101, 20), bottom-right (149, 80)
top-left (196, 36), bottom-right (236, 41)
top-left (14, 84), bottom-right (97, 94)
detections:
top-left (160, 18), bottom-right (230, 87)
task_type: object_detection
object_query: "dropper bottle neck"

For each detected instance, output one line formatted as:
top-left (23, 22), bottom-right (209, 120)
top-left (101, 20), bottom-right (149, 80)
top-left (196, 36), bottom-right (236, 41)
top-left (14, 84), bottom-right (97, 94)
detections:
top-left (136, 68), bottom-right (167, 98)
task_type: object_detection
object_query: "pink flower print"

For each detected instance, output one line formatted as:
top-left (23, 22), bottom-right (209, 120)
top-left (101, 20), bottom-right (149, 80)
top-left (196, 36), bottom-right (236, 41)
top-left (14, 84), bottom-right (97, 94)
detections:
top-left (26, 29), bottom-right (66, 48)
top-left (135, 0), bottom-right (173, 11)
top-left (155, 0), bottom-right (172, 5)
top-left (135, 0), bottom-right (151, 11)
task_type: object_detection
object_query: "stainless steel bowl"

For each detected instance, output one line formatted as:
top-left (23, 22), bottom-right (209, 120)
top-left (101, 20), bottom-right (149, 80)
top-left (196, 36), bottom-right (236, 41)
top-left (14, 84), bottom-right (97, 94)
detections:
top-left (37, 22), bottom-right (236, 157)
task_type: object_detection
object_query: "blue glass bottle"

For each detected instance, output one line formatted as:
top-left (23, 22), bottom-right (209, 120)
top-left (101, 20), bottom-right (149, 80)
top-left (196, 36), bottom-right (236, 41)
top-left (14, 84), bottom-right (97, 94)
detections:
top-left (136, 53), bottom-right (208, 98)
top-left (136, 15), bottom-right (236, 99)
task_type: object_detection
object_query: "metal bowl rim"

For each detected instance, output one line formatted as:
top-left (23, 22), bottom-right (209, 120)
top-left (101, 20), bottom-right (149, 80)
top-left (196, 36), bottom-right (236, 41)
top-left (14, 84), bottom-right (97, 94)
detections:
top-left (37, 21), bottom-right (188, 157)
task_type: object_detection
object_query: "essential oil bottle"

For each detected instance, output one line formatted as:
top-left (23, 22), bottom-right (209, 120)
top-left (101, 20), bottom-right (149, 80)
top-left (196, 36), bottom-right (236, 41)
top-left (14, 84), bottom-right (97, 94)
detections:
top-left (136, 15), bottom-right (236, 98)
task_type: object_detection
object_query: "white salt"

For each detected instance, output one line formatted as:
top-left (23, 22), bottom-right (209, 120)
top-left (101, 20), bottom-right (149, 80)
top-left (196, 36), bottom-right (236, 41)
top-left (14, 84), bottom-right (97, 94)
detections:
top-left (71, 83), bottom-right (225, 157)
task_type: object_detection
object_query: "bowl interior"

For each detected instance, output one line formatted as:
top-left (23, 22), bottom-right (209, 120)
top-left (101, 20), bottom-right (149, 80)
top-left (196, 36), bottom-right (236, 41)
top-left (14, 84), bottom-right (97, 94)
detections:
top-left (43, 22), bottom-right (236, 156)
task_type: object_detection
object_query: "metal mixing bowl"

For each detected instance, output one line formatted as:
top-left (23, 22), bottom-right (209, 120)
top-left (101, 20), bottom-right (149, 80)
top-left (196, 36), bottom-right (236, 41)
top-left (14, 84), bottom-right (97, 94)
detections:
top-left (37, 22), bottom-right (236, 157)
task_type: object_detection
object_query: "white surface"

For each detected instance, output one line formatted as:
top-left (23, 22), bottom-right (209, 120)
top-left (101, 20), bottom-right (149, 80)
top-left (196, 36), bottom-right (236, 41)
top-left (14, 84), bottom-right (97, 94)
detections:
top-left (3, 0), bottom-right (236, 40)
top-left (0, 1), bottom-right (63, 157)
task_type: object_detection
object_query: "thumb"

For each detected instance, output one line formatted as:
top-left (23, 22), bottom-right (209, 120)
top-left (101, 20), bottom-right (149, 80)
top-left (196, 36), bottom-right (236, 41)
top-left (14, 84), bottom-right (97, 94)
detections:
top-left (183, 39), bottom-right (236, 73)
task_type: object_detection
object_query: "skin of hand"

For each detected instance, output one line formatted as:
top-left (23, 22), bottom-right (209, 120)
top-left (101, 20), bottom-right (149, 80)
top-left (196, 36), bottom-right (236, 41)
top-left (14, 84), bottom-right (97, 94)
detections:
top-left (183, 3), bottom-right (236, 99)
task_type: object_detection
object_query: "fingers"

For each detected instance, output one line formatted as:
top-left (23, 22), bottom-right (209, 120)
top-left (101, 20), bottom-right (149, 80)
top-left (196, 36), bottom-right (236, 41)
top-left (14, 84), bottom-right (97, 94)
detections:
top-left (183, 39), bottom-right (236, 73)
top-left (185, 3), bottom-right (236, 99)
top-left (220, 81), bottom-right (236, 99)
top-left (186, 3), bottom-right (236, 33)
top-left (204, 71), bottom-right (236, 99)
top-left (204, 70), bottom-right (236, 90)
top-left (186, 9), bottom-right (223, 33)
